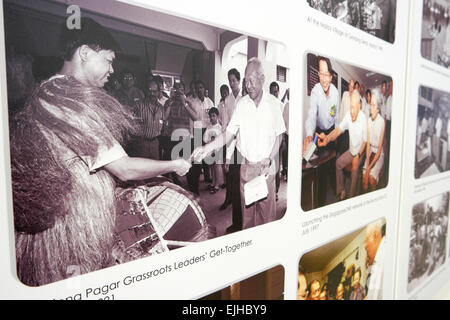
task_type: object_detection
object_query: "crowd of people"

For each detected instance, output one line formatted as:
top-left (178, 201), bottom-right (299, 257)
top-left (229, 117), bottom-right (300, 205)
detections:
top-left (6, 16), bottom-right (289, 285)
top-left (303, 56), bottom-right (391, 206)
top-left (422, 0), bottom-right (450, 68)
top-left (408, 196), bottom-right (449, 288)
top-left (103, 59), bottom-right (290, 233)
top-left (416, 93), bottom-right (450, 178)
top-left (298, 220), bottom-right (386, 300)
top-left (307, 0), bottom-right (396, 43)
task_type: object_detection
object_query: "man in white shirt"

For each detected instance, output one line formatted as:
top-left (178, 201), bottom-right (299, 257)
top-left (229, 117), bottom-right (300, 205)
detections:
top-left (338, 79), bottom-right (357, 155)
top-left (317, 90), bottom-right (367, 200)
top-left (384, 80), bottom-right (393, 182)
top-left (186, 79), bottom-right (215, 194)
top-left (193, 58), bottom-right (285, 229)
top-left (220, 68), bottom-right (244, 234)
top-left (379, 80), bottom-right (387, 119)
top-left (364, 220), bottom-right (386, 300)
top-left (362, 89), bottom-right (372, 120)
top-left (339, 79), bottom-right (355, 124)
top-left (303, 57), bottom-right (340, 153)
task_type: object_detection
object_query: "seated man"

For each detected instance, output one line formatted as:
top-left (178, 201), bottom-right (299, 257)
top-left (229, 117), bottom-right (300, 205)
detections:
top-left (317, 90), bottom-right (367, 200)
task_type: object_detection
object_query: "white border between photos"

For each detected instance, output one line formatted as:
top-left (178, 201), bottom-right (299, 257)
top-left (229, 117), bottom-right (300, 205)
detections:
top-left (396, 0), bottom-right (450, 300)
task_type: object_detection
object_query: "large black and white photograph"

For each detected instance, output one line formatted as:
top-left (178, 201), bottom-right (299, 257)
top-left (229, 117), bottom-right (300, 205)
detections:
top-left (415, 86), bottom-right (450, 179)
top-left (421, 0), bottom-right (450, 68)
top-left (407, 192), bottom-right (449, 293)
top-left (302, 53), bottom-right (391, 211)
top-left (297, 219), bottom-right (387, 300)
top-left (3, 0), bottom-right (289, 286)
top-left (306, 0), bottom-right (396, 43)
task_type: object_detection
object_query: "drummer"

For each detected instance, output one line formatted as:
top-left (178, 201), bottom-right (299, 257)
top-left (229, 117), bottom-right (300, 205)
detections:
top-left (11, 17), bottom-right (191, 286)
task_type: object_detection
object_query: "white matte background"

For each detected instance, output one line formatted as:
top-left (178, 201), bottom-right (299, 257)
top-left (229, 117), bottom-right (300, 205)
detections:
top-left (0, 0), bottom-right (448, 300)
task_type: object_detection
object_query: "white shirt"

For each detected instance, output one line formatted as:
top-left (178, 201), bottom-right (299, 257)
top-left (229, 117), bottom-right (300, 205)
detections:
top-left (379, 95), bottom-right (387, 119)
top-left (447, 118), bottom-right (450, 151)
top-left (190, 96), bottom-right (215, 129)
top-left (366, 237), bottom-right (386, 300)
top-left (339, 110), bottom-right (367, 156)
top-left (435, 117), bottom-right (442, 138)
top-left (227, 91), bottom-right (285, 162)
top-left (283, 102), bottom-right (289, 135)
top-left (305, 82), bottom-right (340, 138)
top-left (203, 123), bottom-right (222, 144)
top-left (368, 114), bottom-right (385, 154)
top-left (421, 118), bottom-right (429, 135)
top-left (339, 91), bottom-right (351, 124)
top-left (385, 95), bottom-right (392, 121)
top-left (221, 91), bottom-right (242, 130)
top-left (362, 98), bottom-right (370, 120)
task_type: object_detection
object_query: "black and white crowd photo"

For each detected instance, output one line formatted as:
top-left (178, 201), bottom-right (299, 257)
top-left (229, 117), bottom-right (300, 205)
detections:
top-left (421, 0), bottom-right (450, 68)
top-left (3, 0), bottom-right (289, 286)
top-left (408, 192), bottom-right (449, 293)
top-left (306, 0), bottom-right (396, 43)
top-left (415, 86), bottom-right (450, 179)
top-left (302, 53), bottom-right (392, 211)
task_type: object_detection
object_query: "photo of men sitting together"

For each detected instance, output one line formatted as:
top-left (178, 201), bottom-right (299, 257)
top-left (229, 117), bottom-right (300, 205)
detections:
top-left (415, 86), bottom-right (450, 179)
top-left (302, 54), bottom-right (392, 211)
top-left (3, 0), bottom-right (288, 286)
top-left (298, 219), bottom-right (387, 300)
top-left (408, 192), bottom-right (449, 293)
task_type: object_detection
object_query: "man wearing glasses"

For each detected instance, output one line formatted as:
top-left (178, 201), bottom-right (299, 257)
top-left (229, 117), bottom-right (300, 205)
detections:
top-left (303, 56), bottom-right (339, 206)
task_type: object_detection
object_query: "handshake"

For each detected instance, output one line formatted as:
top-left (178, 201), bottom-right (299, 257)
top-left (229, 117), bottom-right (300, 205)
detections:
top-left (190, 146), bottom-right (210, 163)
top-left (169, 146), bottom-right (210, 176)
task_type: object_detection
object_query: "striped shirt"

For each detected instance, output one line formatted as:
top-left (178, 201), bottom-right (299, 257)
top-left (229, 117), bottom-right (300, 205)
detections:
top-left (134, 97), bottom-right (164, 140)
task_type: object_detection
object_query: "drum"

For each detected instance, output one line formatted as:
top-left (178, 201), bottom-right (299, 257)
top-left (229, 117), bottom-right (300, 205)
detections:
top-left (112, 178), bottom-right (216, 264)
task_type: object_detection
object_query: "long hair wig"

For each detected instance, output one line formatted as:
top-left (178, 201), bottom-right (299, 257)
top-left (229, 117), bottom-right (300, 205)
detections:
top-left (11, 75), bottom-right (136, 286)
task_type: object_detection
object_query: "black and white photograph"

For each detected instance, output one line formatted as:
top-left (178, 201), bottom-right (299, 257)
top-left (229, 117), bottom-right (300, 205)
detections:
top-left (200, 265), bottom-right (284, 300)
top-left (297, 219), bottom-right (387, 300)
top-left (3, 0), bottom-right (289, 286)
top-left (306, 0), bottom-right (396, 43)
top-left (302, 53), bottom-right (391, 211)
top-left (415, 86), bottom-right (450, 179)
top-left (407, 193), bottom-right (449, 293)
top-left (421, 0), bottom-right (450, 68)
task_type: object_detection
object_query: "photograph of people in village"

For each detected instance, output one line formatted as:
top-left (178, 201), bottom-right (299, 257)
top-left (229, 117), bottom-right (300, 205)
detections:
top-left (4, 0), bottom-right (289, 286)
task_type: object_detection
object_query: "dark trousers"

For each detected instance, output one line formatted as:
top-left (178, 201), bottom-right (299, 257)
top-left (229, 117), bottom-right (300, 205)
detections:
top-left (316, 126), bottom-right (336, 206)
top-left (281, 134), bottom-right (289, 176)
top-left (384, 120), bottom-right (391, 183)
top-left (225, 149), bottom-right (243, 229)
top-left (187, 135), bottom-right (202, 195)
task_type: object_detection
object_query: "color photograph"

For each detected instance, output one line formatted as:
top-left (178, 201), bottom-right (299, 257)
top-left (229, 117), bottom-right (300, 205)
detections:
top-left (298, 219), bottom-right (387, 300)
top-left (302, 53), bottom-right (391, 211)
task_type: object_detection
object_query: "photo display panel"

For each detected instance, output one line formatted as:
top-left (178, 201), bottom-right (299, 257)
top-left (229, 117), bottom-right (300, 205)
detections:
top-left (395, 0), bottom-right (450, 300)
top-left (295, 0), bottom-right (409, 301)
top-left (0, 0), bottom-right (296, 300)
top-left (1, 0), bottom-right (449, 301)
